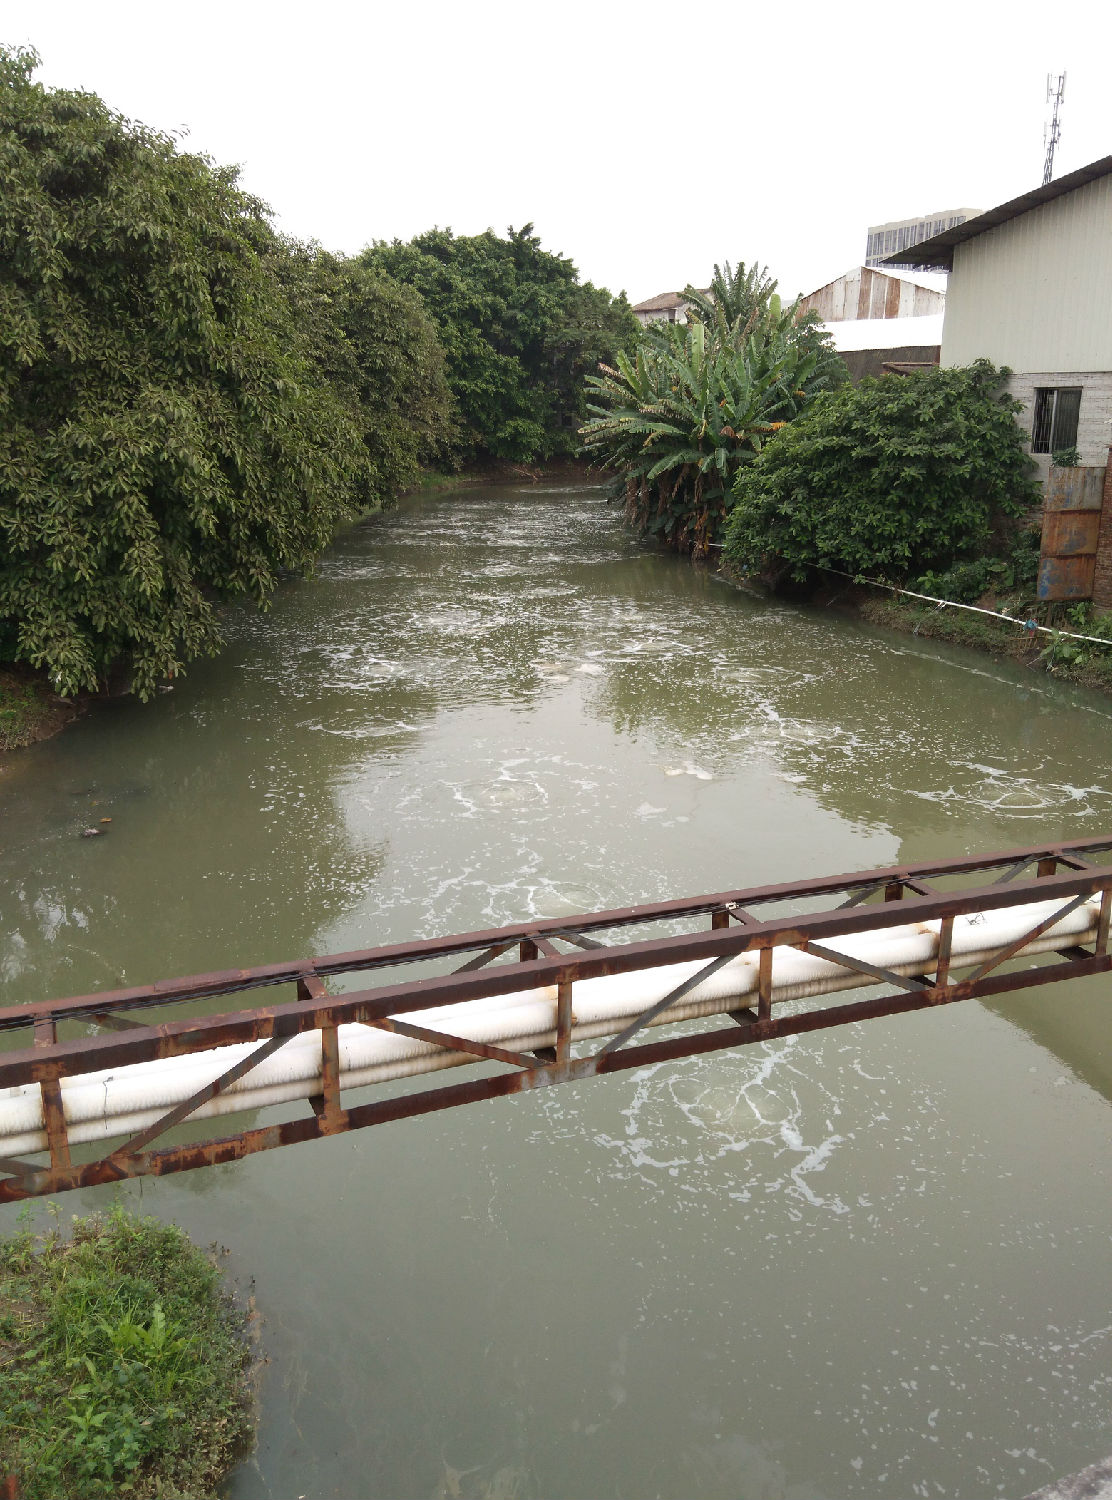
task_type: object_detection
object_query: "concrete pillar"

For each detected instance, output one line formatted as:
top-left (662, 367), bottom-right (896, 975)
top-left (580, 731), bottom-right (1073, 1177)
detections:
top-left (1091, 447), bottom-right (1112, 611)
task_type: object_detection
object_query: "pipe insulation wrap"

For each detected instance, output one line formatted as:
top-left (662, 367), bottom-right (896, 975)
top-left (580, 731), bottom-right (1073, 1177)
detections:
top-left (0, 896), bottom-right (1099, 1156)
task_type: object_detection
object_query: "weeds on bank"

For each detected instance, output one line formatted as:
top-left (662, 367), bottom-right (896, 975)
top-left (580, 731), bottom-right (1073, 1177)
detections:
top-left (0, 672), bottom-right (52, 751)
top-left (0, 1205), bottom-right (255, 1499)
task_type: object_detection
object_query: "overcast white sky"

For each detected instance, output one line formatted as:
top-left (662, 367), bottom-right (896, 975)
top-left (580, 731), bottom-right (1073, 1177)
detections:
top-left (7, 1), bottom-right (1111, 303)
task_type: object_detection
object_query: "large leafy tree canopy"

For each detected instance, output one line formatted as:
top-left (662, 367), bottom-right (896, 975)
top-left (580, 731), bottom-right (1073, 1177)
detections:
top-left (724, 360), bottom-right (1040, 581)
top-left (0, 47), bottom-right (362, 697)
top-left (579, 262), bottom-right (847, 557)
top-left (272, 245), bottom-right (456, 508)
top-left (362, 225), bottom-right (638, 464)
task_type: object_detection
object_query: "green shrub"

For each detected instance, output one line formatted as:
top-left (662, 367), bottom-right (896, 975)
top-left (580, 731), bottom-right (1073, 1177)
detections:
top-left (1051, 446), bottom-right (1081, 467)
top-left (724, 361), bottom-right (1039, 581)
top-left (0, 1206), bottom-right (254, 1498)
top-left (915, 526), bottom-right (1041, 604)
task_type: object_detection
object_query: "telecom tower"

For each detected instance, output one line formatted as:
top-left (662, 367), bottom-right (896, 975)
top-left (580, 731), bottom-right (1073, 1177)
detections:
top-left (1043, 72), bottom-right (1066, 185)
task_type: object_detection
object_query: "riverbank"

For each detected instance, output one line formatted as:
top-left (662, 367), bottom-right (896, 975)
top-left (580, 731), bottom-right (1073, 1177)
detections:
top-left (851, 588), bottom-right (1112, 693)
top-left (0, 1207), bottom-right (257, 1498)
top-left (407, 456), bottom-right (604, 494)
top-left (0, 668), bottom-right (84, 751)
top-left (718, 557), bottom-right (1112, 697)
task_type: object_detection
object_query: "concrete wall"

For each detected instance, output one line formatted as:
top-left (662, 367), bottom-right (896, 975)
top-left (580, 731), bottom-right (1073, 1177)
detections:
top-left (941, 174), bottom-right (1112, 372)
top-left (1007, 370), bottom-right (1112, 474)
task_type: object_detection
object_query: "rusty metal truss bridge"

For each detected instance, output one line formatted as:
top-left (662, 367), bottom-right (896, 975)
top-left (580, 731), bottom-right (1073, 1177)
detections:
top-left (2, 835), bottom-right (1112, 1202)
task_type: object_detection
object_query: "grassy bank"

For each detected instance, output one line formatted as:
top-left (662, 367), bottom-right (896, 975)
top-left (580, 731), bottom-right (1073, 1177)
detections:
top-left (0, 668), bottom-right (81, 751)
top-left (855, 591), bottom-right (1112, 694)
top-left (0, 1207), bottom-right (256, 1498)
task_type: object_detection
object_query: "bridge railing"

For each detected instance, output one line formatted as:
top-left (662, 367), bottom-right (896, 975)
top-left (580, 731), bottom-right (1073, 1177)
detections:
top-left (2, 835), bottom-right (1111, 1200)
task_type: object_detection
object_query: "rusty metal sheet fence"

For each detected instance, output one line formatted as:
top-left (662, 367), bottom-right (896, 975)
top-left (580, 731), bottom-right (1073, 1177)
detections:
top-left (1038, 464), bottom-right (1106, 601)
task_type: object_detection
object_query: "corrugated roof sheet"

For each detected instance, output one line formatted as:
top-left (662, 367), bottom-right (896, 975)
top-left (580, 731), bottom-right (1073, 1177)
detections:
top-left (880, 156), bottom-right (1112, 270)
top-left (631, 288), bottom-right (710, 312)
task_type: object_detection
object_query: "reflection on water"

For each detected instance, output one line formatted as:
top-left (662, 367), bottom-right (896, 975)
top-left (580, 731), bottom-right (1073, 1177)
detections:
top-left (2, 486), bottom-right (1112, 1498)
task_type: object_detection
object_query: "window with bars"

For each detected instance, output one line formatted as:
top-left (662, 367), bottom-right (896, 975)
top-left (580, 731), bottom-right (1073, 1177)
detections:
top-left (1031, 387), bottom-right (1082, 453)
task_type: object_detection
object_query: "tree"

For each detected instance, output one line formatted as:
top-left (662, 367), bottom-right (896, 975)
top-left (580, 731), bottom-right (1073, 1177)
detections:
top-left (578, 273), bottom-right (846, 557)
top-left (362, 225), bottom-right (638, 464)
top-left (271, 245), bottom-right (456, 507)
top-left (0, 47), bottom-right (362, 697)
top-left (724, 361), bottom-right (1040, 581)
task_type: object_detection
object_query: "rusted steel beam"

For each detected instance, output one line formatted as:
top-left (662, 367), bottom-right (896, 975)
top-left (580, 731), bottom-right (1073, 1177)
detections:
top-left (317, 1024), bottom-right (344, 1130)
top-left (555, 978), bottom-right (573, 1065)
top-left (5, 861), bottom-right (1111, 1092)
top-left (599, 951), bottom-right (737, 1056)
top-left (4, 949), bottom-right (1109, 1204)
top-left (4, 835), bottom-right (1112, 1036)
top-left (0, 1156), bottom-right (38, 1178)
top-left (108, 1033), bottom-right (292, 1162)
top-left (800, 941), bottom-right (930, 996)
top-left (453, 942), bottom-right (515, 973)
top-left (936, 916), bottom-right (954, 989)
top-left (550, 929), bottom-right (604, 951)
top-left (40, 1077), bottom-right (70, 1171)
top-left (1099, 889), bottom-right (1112, 954)
top-left (966, 892), bottom-right (1093, 983)
top-left (370, 1017), bottom-right (539, 1071)
top-left (757, 947), bottom-right (773, 1021)
top-left (89, 1012), bottom-right (144, 1031)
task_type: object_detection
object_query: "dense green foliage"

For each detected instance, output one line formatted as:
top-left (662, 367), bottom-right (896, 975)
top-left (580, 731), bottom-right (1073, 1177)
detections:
top-left (0, 47), bottom-right (363, 697)
top-left (0, 1207), bottom-right (253, 1498)
top-left (363, 225), bottom-right (638, 463)
top-left (915, 526), bottom-right (1041, 604)
top-left (725, 360), bottom-right (1039, 580)
top-left (579, 262), bottom-right (846, 556)
top-left (272, 245), bottom-right (455, 507)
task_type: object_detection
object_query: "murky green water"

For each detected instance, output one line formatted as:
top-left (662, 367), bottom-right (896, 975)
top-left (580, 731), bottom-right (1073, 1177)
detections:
top-left (3, 486), bottom-right (1112, 1499)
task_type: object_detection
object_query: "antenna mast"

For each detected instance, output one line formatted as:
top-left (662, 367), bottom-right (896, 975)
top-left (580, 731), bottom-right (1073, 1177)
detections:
top-left (1043, 72), bottom-right (1066, 184)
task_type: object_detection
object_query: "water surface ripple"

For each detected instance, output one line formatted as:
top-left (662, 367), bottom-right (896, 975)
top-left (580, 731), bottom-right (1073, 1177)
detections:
top-left (2, 486), bottom-right (1112, 1499)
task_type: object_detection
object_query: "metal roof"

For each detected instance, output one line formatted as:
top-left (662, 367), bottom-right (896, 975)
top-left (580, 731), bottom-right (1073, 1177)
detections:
top-left (880, 155), bottom-right (1112, 270)
top-left (631, 287), bottom-right (710, 313)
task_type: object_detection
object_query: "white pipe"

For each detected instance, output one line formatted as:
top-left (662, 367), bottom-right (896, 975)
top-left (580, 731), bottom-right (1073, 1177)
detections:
top-left (0, 895), bottom-right (1099, 1156)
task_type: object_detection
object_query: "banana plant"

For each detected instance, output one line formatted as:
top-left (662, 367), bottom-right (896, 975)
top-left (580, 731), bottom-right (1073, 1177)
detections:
top-left (579, 272), bottom-right (845, 556)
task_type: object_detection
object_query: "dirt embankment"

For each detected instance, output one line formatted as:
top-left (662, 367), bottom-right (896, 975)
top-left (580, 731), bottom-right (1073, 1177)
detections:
top-left (0, 667), bottom-right (87, 751)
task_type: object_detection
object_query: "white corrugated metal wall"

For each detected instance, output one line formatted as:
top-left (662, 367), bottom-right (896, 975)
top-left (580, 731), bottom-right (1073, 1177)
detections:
top-left (941, 175), bottom-right (1112, 372)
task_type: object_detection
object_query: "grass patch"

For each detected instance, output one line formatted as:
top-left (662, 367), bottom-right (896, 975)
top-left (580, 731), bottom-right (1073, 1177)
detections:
top-left (0, 1206), bottom-right (256, 1498)
top-left (0, 669), bottom-right (73, 751)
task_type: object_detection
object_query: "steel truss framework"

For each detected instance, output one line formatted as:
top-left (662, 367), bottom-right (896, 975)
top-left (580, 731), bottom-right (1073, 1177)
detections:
top-left (2, 836), bottom-right (1112, 1201)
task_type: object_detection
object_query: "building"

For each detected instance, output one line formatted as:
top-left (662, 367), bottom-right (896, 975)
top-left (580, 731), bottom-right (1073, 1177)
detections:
top-left (820, 314), bottom-right (944, 383)
top-left (799, 265), bottom-right (946, 323)
top-left (630, 289), bottom-right (709, 326)
top-left (884, 155), bottom-right (1112, 477)
top-left (796, 266), bottom-right (946, 381)
top-left (866, 208), bottom-right (982, 270)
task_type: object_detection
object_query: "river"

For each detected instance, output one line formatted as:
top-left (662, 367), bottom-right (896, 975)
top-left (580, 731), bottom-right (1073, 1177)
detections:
top-left (2, 484), bottom-right (1112, 1499)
